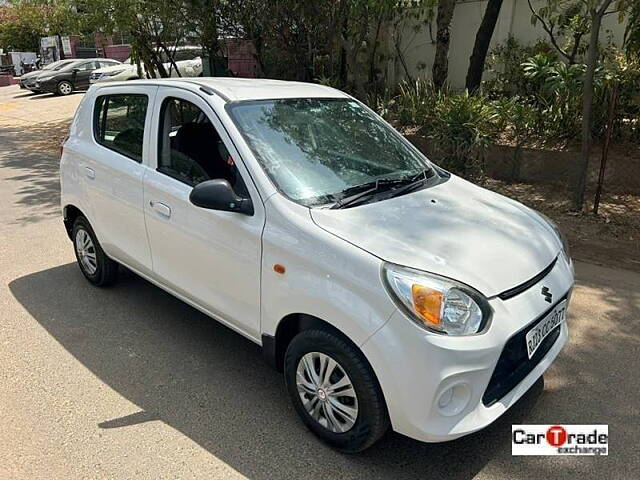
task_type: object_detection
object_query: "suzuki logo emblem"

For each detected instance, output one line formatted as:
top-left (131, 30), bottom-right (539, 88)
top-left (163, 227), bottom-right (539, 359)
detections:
top-left (541, 286), bottom-right (553, 303)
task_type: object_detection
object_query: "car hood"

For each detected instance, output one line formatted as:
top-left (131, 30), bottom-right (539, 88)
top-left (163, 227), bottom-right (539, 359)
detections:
top-left (93, 64), bottom-right (132, 74)
top-left (20, 70), bottom-right (44, 80)
top-left (309, 175), bottom-right (561, 297)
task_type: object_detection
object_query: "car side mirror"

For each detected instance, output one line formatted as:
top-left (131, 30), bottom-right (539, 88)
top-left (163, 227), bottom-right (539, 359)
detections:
top-left (189, 179), bottom-right (254, 215)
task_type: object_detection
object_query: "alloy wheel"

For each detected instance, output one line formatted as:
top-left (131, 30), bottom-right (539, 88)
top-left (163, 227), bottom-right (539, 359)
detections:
top-left (59, 82), bottom-right (72, 95)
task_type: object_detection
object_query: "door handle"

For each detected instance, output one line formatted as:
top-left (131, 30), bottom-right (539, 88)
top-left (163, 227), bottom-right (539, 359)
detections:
top-left (150, 200), bottom-right (171, 218)
top-left (85, 166), bottom-right (95, 179)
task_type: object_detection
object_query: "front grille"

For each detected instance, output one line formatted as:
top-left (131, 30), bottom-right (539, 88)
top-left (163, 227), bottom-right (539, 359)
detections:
top-left (482, 299), bottom-right (564, 406)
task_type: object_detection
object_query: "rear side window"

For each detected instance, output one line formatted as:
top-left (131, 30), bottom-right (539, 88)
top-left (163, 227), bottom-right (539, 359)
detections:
top-left (174, 49), bottom-right (201, 61)
top-left (94, 94), bottom-right (148, 162)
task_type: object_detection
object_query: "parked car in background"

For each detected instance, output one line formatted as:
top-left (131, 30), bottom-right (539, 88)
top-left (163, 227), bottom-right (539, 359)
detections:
top-left (60, 78), bottom-right (573, 453)
top-left (18, 59), bottom-right (76, 92)
top-left (90, 46), bottom-right (203, 84)
top-left (35, 58), bottom-right (121, 96)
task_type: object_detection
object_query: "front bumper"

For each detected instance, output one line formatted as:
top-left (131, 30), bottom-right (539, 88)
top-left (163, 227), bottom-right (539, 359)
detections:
top-left (361, 254), bottom-right (573, 443)
top-left (21, 78), bottom-right (39, 91)
top-left (34, 80), bottom-right (58, 93)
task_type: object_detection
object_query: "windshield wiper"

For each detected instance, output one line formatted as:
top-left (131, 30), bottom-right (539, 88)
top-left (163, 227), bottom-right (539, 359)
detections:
top-left (329, 182), bottom-right (382, 209)
top-left (330, 170), bottom-right (432, 210)
top-left (385, 168), bottom-right (434, 199)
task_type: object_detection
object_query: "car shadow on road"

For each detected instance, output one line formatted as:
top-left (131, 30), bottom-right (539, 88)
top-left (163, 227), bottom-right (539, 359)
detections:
top-left (26, 91), bottom-right (85, 100)
top-left (0, 119), bottom-right (70, 224)
top-left (9, 262), bottom-right (546, 480)
top-left (13, 90), bottom-right (44, 98)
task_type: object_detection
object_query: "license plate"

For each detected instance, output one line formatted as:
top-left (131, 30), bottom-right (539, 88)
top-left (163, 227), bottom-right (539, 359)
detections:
top-left (525, 300), bottom-right (567, 359)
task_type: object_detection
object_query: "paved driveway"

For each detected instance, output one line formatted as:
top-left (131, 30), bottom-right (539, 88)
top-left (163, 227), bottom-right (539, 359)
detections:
top-left (0, 85), bottom-right (638, 479)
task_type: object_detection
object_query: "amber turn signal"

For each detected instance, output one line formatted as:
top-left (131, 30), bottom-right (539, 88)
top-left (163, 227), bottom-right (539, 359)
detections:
top-left (411, 284), bottom-right (443, 326)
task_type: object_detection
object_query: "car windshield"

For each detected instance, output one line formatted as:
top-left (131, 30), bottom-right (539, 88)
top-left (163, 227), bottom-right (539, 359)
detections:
top-left (228, 98), bottom-right (435, 206)
top-left (57, 60), bottom-right (85, 72)
top-left (43, 60), bottom-right (74, 71)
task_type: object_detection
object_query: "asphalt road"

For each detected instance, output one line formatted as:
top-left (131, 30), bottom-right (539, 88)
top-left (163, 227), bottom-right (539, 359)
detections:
top-left (1, 85), bottom-right (638, 479)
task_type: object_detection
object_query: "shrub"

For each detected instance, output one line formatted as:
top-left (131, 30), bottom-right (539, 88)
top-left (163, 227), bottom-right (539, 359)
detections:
top-left (395, 78), bottom-right (441, 128)
top-left (495, 98), bottom-right (538, 180)
top-left (365, 88), bottom-right (396, 121)
top-left (484, 37), bottom-right (556, 97)
top-left (429, 92), bottom-right (499, 178)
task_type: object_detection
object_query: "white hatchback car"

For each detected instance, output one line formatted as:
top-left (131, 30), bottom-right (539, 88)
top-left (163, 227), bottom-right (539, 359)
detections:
top-left (60, 78), bottom-right (573, 452)
top-left (90, 47), bottom-right (203, 84)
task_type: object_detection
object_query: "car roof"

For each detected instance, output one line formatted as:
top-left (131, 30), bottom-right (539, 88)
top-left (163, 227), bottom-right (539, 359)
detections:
top-left (68, 58), bottom-right (120, 65)
top-left (92, 77), bottom-right (348, 103)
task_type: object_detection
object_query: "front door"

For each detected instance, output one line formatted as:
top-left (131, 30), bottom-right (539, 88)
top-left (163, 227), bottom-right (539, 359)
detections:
top-left (72, 61), bottom-right (97, 90)
top-left (142, 88), bottom-right (264, 340)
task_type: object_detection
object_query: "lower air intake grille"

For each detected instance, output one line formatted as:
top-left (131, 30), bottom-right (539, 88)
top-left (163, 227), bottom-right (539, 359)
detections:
top-left (482, 301), bottom-right (564, 406)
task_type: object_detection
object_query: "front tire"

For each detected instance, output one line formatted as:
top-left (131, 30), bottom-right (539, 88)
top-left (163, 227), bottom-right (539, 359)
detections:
top-left (284, 328), bottom-right (389, 453)
top-left (57, 80), bottom-right (73, 96)
top-left (72, 216), bottom-right (118, 286)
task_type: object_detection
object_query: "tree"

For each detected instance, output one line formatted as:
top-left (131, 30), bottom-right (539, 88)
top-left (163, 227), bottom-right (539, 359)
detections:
top-left (432, 0), bottom-right (456, 89)
top-left (529, 0), bottom-right (632, 210)
top-left (527, 0), bottom-right (591, 65)
top-left (226, 0), bottom-right (430, 92)
top-left (0, 0), bottom-right (81, 52)
top-left (77, 0), bottom-right (197, 78)
top-left (573, 0), bottom-right (631, 210)
top-left (465, 0), bottom-right (504, 93)
top-left (624, 1), bottom-right (640, 57)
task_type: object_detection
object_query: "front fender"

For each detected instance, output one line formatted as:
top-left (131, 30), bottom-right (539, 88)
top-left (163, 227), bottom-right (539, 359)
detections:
top-left (260, 196), bottom-right (397, 347)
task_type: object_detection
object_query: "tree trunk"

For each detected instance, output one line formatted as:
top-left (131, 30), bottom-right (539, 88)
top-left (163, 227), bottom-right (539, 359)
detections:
top-left (465, 0), bottom-right (504, 93)
top-left (593, 86), bottom-right (618, 215)
top-left (369, 14), bottom-right (384, 85)
top-left (432, 0), bottom-right (456, 89)
top-left (573, 2), bottom-right (612, 211)
top-left (511, 143), bottom-right (523, 182)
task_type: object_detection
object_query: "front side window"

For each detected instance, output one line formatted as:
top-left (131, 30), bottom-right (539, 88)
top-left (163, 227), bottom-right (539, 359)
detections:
top-left (227, 98), bottom-right (434, 206)
top-left (94, 94), bottom-right (148, 162)
top-left (157, 97), bottom-right (245, 191)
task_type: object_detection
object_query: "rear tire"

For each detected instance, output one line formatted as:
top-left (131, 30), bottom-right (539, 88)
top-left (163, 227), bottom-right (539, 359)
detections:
top-left (57, 80), bottom-right (73, 96)
top-left (284, 328), bottom-right (389, 453)
top-left (72, 216), bottom-right (118, 286)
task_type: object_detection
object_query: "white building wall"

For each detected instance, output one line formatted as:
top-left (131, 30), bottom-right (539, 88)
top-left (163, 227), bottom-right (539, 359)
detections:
top-left (393, 0), bottom-right (627, 89)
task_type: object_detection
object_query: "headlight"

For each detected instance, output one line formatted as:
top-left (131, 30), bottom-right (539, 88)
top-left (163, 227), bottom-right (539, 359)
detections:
top-left (537, 212), bottom-right (570, 261)
top-left (383, 263), bottom-right (491, 336)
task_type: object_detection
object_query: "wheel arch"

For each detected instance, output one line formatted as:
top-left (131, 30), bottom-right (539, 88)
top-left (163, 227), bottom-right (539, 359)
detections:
top-left (264, 313), bottom-right (371, 374)
top-left (62, 204), bottom-right (86, 240)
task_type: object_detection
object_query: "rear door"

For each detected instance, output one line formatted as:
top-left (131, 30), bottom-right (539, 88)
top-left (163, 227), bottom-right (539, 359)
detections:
top-left (85, 85), bottom-right (158, 275)
top-left (142, 87), bottom-right (264, 340)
